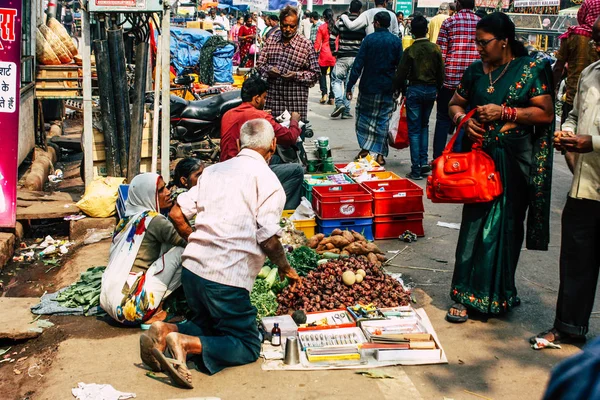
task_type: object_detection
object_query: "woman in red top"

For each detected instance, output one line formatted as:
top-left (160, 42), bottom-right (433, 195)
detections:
top-left (315, 9), bottom-right (336, 104)
top-left (238, 14), bottom-right (257, 68)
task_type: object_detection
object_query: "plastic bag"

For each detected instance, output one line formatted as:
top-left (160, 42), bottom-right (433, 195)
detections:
top-left (290, 197), bottom-right (315, 220)
top-left (76, 177), bottom-right (125, 218)
top-left (388, 97), bottom-right (409, 150)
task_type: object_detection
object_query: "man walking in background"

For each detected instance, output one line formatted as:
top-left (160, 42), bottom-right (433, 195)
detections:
top-left (394, 15), bottom-right (444, 180)
top-left (339, 0), bottom-right (399, 36)
top-left (257, 6), bottom-right (320, 121)
top-left (310, 12), bottom-right (322, 44)
top-left (428, 3), bottom-right (450, 44)
top-left (347, 11), bottom-right (403, 166)
top-left (552, 0), bottom-right (600, 125)
top-left (329, 0), bottom-right (367, 119)
top-left (432, 0), bottom-right (479, 160)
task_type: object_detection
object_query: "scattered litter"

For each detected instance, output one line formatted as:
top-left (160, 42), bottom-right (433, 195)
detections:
top-left (28, 364), bottom-right (43, 378)
top-left (0, 347), bottom-right (11, 356)
top-left (20, 242), bottom-right (27, 249)
top-left (48, 169), bottom-right (64, 182)
top-left (59, 245), bottom-right (69, 254)
top-left (463, 390), bottom-right (494, 400)
top-left (532, 338), bottom-right (562, 350)
top-left (83, 228), bottom-right (113, 245)
top-left (400, 230), bottom-right (418, 243)
top-left (13, 368), bottom-right (21, 375)
top-left (39, 245), bottom-right (57, 258)
top-left (72, 382), bottom-right (136, 400)
top-left (36, 319), bottom-right (55, 329)
top-left (355, 370), bottom-right (394, 379)
top-left (437, 221), bottom-right (461, 230)
top-left (64, 214), bottom-right (86, 221)
top-left (0, 358), bottom-right (12, 364)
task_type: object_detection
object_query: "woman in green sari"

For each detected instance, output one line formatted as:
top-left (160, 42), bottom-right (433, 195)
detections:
top-left (446, 12), bottom-right (555, 322)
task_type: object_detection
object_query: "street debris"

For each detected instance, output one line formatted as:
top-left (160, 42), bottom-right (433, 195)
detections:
top-left (48, 169), bottom-right (64, 183)
top-left (532, 338), bottom-right (562, 350)
top-left (71, 382), bottom-right (136, 400)
top-left (437, 221), bottom-right (461, 230)
top-left (355, 370), bottom-right (394, 379)
top-left (83, 228), bottom-right (113, 245)
top-left (400, 230), bottom-right (418, 243)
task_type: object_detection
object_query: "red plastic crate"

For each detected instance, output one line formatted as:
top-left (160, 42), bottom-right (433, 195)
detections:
top-left (362, 179), bottom-right (424, 216)
top-left (312, 183), bottom-right (373, 219)
top-left (373, 214), bottom-right (425, 239)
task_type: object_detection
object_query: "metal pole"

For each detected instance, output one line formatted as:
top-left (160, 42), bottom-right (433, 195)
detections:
top-left (82, 10), bottom-right (93, 185)
top-left (128, 41), bottom-right (149, 182)
top-left (160, 9), bottom-right (171, 179)
top-left (151, 37), bottom-right (162, 173)
top-left (107, 27), bottom-right (131, 176)
top-left (307, 0), bottom-right (313, 12)
top-left (94, 39), bottom-right (122, 177)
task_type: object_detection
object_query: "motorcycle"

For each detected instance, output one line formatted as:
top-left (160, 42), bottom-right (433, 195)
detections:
top-left (168, 87), bottom-right (313, 165)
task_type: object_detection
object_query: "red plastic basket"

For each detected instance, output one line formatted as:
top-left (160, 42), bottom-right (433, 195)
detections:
top-left (312, 184), bottom-right (373, 219)
top-left (362, 179), bottom-right (424, 216)
top-left (373, 214), bottom-right (425, 239)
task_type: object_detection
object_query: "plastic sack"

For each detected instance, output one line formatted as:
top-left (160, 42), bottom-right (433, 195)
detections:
top-left (76, 177), bottom-right (126, 218)
top-left (290, 197), bottom-right (316, 220)
top-left (388, 97), bottom-right (409, 150)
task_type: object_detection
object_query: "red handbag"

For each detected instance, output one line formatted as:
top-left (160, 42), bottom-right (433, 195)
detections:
top-left (426, 109), bottom-right (503, 204)
top-left (388, 98), bottom-right (409, 150)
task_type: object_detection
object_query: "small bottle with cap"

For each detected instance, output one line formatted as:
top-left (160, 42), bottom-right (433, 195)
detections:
top-left (271, 323), bottom-right (281, 346)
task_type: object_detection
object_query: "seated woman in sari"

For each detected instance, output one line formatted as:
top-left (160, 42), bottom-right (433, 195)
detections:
top-left (445, 12), bottom-right (555, 322)
top-left (100, 173), bottom-right (187, 325)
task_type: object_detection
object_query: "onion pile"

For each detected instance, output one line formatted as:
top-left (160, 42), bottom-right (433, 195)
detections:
top-left (276, 257), bottom-right (411, 315)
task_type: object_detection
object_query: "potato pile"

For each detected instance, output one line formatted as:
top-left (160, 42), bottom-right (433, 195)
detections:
top-left (308, 230), bottom-right (386, 266)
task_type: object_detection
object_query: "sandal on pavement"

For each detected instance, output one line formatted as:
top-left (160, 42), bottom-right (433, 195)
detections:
top-left (529, 328), bottom-right (586, 345)
top-left (355, 150), bottom-right (369, 160)
top-left (376, 155), bottom-right (386, 166)
top-left (446, 303), bottom-right (468, 323)
top-left (140, 333), bottom-right (162, 372)
top-left (151, 348), bottom-right (194, 389)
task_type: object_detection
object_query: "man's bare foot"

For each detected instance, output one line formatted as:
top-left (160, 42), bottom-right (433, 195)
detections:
top-left (529, 328), bottom-right (586, 345)
top-left (139, 322), bottom-right (178, 372)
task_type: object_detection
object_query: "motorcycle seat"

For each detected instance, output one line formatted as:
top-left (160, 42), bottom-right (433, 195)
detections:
top-left (180, 90), bottom-right (242, 121)
top-left (174, 74), bottom-right (195, 86)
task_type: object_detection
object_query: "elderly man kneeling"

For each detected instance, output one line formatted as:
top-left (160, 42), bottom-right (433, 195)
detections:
top-left (139, 118), bottom-right (300, 388)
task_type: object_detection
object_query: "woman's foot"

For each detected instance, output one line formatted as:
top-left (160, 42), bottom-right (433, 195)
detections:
top-left (139, 321), bottom-right (178, 372)
top-left (355, 149), bottom-right (369, 160)
top-left (145, 309), bottom-right (167, 324)
top-left (376, 154), bottom-right (386, 166)
top-left (320, 94), bottom-right (327, 104)
top-left (529, 328), bottom-right (586, 345)
top-left (446, 303), bottom-right (468, 323)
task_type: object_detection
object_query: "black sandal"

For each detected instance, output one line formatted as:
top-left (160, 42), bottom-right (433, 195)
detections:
top-left (355, 150), bottom-right (369, 160)
top-left (446, 303), bottom-right (468, 323)
top-left (529, 328), bottom-right (586, 345)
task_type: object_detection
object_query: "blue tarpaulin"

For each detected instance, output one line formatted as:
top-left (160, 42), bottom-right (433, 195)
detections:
top-left (268, 0), bottom-right (297, 10)
top-left (169, 27), bottom-right (234, 83)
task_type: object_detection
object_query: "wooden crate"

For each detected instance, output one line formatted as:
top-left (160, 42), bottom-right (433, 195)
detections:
top-left (35, 65), bottom-right (82, 98)
top-left (92, 111), bottom-right (156, 177)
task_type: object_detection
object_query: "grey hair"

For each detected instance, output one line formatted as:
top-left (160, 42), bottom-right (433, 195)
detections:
top-left (240, 119), bottom-right (275, 151)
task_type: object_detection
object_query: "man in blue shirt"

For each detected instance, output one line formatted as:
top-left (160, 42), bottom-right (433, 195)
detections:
top-left (347, 11), bottom-right (403, 165)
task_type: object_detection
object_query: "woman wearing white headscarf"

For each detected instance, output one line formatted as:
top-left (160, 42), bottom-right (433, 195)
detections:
top-left (100, 173), bottom-right (187, 325)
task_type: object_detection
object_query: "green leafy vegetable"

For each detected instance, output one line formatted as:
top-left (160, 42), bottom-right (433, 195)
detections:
top-left (250, 278), bottom-right (278, 321)
top-left (287, 246), bottom-right (319, 276)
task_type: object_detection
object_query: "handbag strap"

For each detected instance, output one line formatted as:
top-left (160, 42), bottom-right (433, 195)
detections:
top-left (443, 109), bottom-right (477, 155)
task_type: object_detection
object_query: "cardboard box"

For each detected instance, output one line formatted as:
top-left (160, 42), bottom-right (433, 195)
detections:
top-left (298, 309), bottom-right (356, 331)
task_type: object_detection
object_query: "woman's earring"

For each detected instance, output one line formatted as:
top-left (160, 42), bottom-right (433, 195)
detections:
top-left (503, 44), bottom-right (506, 48)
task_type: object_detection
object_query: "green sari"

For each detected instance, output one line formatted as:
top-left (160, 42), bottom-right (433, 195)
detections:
top-left (450, 57), bottom-right (554, 315)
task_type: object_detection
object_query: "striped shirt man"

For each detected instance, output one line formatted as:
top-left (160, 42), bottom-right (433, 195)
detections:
top-left (329, 12), bottom-right (366, 58)
top-left (177, 148), bottom-right (286, 292)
